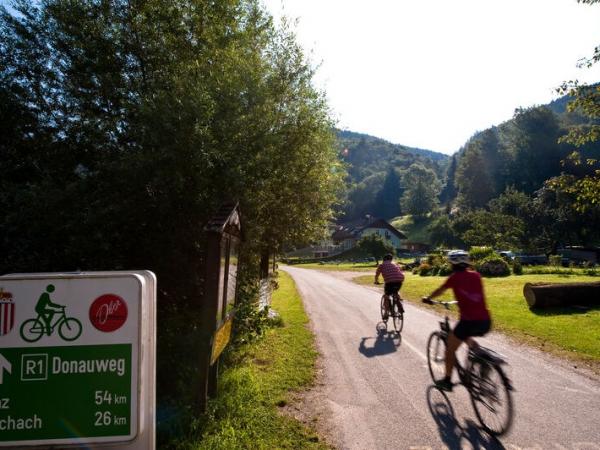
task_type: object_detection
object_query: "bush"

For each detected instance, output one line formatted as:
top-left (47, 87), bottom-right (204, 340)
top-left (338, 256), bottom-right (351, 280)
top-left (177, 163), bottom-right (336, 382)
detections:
top-left (436, 263), bottom-right (453, 276)
top-left (512, 259), bottom-right (523, 275)
top-left (477, 257), bottom-right (510, 277)
top-left (469, 246), bottom-right (496, 261)
top-left (549, 255), bottom-right (562, 267)
top-left (415, 263), bottom-right (433, 276)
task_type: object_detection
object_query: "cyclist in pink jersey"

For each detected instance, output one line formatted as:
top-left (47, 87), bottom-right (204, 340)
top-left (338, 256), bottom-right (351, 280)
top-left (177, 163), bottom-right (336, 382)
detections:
top-left (374, 253), bottom-right (405, 319)
top-left (424, 250), bottom-right (491, 391)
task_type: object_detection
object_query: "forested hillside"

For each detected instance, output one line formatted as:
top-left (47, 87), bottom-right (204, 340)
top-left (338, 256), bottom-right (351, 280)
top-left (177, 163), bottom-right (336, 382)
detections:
top-left (336, 130), bottom-right (448, 220)
top-left (431, 96), bottom-right (600, 252)
top-left (338, 88), bottom-right (600, 253)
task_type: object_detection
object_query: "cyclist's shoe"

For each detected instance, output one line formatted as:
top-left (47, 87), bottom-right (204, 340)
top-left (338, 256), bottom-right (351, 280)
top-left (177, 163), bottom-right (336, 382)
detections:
top-left (398, 302), bottom-right (405, 314)
top-left (435, 378), bottom-right (453, 392)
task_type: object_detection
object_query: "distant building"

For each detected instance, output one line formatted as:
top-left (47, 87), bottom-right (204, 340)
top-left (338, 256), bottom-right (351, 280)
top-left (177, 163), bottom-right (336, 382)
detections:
top-left (332, 215), bottom-right (407, 253)
top-left (286, 216), bottom-right (407, 259)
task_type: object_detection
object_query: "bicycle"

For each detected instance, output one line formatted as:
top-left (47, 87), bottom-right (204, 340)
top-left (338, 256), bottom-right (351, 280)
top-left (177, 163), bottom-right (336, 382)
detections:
top-left (380, 292), bottom-right (404, 333)
top-left (20, 306), bottom-right (83, 342)
top-left (422, 298), bottom-right (514, 436)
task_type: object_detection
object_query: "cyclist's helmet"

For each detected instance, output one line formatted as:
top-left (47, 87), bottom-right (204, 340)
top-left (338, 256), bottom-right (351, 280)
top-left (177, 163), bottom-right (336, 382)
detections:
top-left (46, 284), bottom-right (55, 293)
top-left (383, 253), bottom-right (393, 261)
top-left (447, 250), bottom-right (470, 266)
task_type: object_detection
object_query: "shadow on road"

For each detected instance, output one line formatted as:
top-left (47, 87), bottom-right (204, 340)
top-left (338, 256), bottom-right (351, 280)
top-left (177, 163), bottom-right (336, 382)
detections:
top-left (358, 324), bottom-right (402, 358)
top-left (426, 385), bottom-right (505, 450)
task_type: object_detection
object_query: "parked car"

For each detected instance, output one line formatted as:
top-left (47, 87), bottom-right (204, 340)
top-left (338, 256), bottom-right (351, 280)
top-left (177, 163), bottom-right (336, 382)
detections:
top-left (515, 254), bottom-right (549, 265)
top-left (498, 251), bottom-right (515, 261)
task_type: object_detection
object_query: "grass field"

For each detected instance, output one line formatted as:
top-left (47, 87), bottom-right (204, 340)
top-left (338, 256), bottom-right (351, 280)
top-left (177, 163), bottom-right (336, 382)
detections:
top-left (353, 272), bottom-right (600, 369)
top-left (188, 271), bottom-right (329, 449)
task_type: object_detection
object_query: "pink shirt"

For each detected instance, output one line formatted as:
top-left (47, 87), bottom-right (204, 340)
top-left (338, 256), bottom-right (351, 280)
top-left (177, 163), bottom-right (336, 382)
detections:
top-left (376, 261), bottom-right (405, 283)
top-left (442, 270), bottom-right (490, 321)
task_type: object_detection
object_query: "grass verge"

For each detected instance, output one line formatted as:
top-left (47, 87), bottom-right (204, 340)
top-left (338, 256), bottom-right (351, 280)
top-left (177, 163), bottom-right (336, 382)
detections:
top-left (354, 272), bottom-right (600, 370)
top-left (181, 271), bottom-right (328, 449)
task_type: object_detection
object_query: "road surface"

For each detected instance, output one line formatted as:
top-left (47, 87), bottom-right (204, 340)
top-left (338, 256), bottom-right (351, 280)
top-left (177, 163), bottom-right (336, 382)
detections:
top-left (283, 266), bottom-right (600, 450)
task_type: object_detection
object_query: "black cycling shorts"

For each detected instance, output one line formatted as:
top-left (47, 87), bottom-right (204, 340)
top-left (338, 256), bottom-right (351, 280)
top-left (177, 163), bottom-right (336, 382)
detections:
top-left (384, 282), bottom-right (403, 295)
top-left (453, 320), bottom-right (491, 341)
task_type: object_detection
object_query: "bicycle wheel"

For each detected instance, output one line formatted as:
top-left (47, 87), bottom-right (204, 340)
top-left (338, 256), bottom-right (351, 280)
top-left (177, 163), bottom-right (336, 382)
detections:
top-left (426, 331), bottom-right (447, 383)
top-left (380, 295), bottom-right (389, 322)
top-left (59, 318), bottom-right (82, 341)
top-left (20, 318), bottom-right (44, 342)
top-left (468, 360), bottom-right (514, 436)
top-left (391, 298), bottom-right (404, 333)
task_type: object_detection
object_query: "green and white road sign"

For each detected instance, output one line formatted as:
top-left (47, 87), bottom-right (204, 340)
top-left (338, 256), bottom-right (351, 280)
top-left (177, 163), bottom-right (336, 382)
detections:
top-left (0, 272), bottom-right (156, 448)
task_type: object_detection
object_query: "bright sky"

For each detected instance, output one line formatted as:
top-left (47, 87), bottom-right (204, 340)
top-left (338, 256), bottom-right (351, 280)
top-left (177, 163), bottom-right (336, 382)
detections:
top-left (262, 0), bottom-right (600, 154)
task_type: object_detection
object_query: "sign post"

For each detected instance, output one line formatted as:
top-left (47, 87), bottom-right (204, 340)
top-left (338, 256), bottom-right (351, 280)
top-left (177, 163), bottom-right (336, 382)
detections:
top-left (0, 271), bottom-right (156, 449)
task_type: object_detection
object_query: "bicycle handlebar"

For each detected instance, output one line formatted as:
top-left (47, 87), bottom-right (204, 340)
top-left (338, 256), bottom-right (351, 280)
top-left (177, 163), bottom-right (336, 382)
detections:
top-left (421, 297), bottom-right (457, 309)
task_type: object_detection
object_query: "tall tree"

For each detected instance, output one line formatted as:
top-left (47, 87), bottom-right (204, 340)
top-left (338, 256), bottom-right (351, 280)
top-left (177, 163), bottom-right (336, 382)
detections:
top-left (455, 147), bottom-right (495, 209)
top-left (400, 163), bottom-right (441, 218)
top-left (501, 106), bottom-right (567, 194)
top-left (439, 154), bottom-right (458, 204)
top-left (374, 168), bottom-right (403, 219)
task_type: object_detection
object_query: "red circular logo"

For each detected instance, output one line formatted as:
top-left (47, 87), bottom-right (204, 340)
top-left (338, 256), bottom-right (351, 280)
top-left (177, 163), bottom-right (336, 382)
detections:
top-left (89, 294), bottom-right (128, 332)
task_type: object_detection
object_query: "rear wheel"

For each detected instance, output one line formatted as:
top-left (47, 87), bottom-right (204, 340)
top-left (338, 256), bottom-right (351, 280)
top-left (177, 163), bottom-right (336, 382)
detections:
top-left (426, 331), bottom-right (447, 383)
top-left (391, 296), bottom-right (404, 333)
top-left (469, 360), bottom-right (513, 436)
top-left (20, 318), bottom-right (44, 342)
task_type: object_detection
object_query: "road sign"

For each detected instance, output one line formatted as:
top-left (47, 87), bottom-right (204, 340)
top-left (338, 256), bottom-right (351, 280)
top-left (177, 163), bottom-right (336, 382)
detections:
top-left (0, 272), bottom-right (156, 448)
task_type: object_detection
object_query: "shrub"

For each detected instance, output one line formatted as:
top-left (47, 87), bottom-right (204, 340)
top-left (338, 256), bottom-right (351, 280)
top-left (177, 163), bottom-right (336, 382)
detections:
top-left (416, 263), bottom-right (433, 276)
top-left (477, 257), bottom-right (510, 277)
top-left (469, 246), bottom-right (496, 261)
top-left (549, 255), bottom-right (562, 267)
top-left (436, 263), bottom-right (453, 276)
top-left (512, 259), bottom-right (523, 275)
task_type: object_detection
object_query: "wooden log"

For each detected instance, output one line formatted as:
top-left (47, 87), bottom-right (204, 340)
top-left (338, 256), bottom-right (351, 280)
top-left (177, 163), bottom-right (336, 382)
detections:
top-left (523, 282), bottom-right (600, 308)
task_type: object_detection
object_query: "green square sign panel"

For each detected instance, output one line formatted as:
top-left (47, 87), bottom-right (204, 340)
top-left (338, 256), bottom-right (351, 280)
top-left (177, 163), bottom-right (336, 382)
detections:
top-left (0, 274), bottom-right (143, 446)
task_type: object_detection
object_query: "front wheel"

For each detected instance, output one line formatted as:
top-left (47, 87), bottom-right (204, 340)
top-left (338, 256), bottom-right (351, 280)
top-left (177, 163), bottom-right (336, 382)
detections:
top-left (426, 331), bottom-right (447, 383)
top-left (20, 318), bottom-right (44, 342)
top-left (468, 360), bottom-right (514, 436)
top-left (59, 317), bottom-right (82, 341)
top-left (380, 295), bottom-right (390, 322)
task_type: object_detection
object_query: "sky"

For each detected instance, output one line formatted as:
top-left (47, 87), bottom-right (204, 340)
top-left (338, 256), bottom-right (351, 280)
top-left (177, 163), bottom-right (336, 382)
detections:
top-left (262, 0), bottom-right (600, 154)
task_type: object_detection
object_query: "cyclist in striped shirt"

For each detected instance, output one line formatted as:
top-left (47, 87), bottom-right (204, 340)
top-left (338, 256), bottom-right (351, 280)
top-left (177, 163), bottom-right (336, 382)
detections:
top-left (374, 254), bottom-right (405, 319)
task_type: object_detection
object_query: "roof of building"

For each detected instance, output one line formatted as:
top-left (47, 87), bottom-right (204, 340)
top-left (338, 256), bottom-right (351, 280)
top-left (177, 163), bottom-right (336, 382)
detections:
top-left (332, 215), bottom-right (407, 241)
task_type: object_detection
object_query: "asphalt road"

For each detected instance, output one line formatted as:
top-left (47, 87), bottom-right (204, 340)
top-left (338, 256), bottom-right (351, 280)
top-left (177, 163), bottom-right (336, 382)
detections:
top-left (283, 266), bottom-right (600, 450)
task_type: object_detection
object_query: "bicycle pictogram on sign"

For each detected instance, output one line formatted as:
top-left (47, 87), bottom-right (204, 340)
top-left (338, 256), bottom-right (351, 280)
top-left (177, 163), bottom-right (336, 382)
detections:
top-left (19, 285), bottom-right (82, 342)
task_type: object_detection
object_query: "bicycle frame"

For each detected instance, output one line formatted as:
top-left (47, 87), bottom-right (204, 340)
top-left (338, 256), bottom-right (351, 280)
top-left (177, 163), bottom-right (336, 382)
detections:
top-left (37, 308), bottom-right (68, 331)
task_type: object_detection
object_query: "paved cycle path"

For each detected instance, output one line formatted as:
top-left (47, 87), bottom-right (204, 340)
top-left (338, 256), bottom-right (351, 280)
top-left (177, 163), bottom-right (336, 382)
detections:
top-left (283, 266), bottom-right (600, 450)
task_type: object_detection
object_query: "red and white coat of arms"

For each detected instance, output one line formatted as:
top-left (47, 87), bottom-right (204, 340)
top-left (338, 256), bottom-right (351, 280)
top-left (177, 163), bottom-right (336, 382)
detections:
top-left (0, 289), bottom-right (15, 336)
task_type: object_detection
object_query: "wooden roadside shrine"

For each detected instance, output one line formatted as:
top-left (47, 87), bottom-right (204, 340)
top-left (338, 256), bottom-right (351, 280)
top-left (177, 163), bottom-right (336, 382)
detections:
top-left (198, 203), bottom-right (242, 410)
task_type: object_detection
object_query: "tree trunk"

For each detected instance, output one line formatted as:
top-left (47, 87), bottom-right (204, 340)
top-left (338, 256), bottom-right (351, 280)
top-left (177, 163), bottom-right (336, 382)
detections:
top-left (523, 282), bottom-right (600, 308)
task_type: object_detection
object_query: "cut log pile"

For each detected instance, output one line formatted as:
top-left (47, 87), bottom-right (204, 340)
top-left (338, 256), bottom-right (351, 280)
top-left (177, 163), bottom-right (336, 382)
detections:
top-left (523, 281), bottom-right (600, 308)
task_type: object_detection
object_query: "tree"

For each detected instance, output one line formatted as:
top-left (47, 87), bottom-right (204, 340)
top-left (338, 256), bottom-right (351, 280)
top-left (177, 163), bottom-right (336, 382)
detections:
top-left (0, 0), bottom-right (344, 414)
top-left (428, 215), bottom-right (464, 248)
top-left (439, 154), bottom-right (458, 204)
top-left (460, 210), bottom-right (525, 250)
top-left (400, 163), bottom-right (441, 218)
top-left (549, 0), bottom-right (600, 211)
top-left (455, 147), bottom-right (495, 209)
top-left (501, 107), bottom-right (567, 194)
top-left (374, 168), bottom-right (403, 219)
top-left (356, 234), bottom-right (394, 265)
